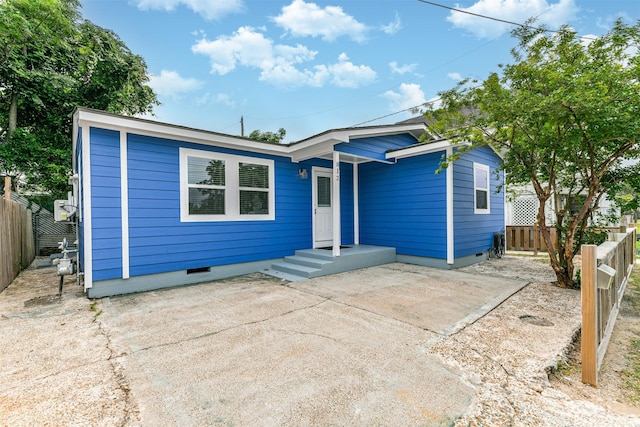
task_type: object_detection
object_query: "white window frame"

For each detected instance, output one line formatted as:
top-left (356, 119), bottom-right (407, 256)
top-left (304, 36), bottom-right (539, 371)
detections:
top-left (180, 148), bottom-right (275, 222)
top-left (473, 162), bottom-right (490, 214)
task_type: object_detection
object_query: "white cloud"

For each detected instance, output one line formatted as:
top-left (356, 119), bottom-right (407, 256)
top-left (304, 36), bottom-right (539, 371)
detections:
top-left (448, 72), bottom-right (463, 81)
top-left (272, 0), bottom-right (368, 42)
top-left (216, 93), bottom-right (236, 108)
top-left (192, 28), bottom-right (376, 89)
top-left (596, 12), bottom-right (632, 31)
top-left (383, 83), bottom-right (426, 113)
top-left (389, 61), bottom-right (418, 75)
top-left (191, 26), bottom-right (275, 75)
top-left (134, 0), bottom-right (244, 20)
top-left (148, 70), bottom-right (204, 99)
top-left (381, 12), bottom-right (402, 35)
top-left (327, 53), bottom-right (376, 88)
top-left (447, 0), bottom-right (579, 39)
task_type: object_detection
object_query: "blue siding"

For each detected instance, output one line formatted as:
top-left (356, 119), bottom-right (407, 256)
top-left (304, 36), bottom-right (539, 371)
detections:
top-left (89, 127), bottom-right (123, 280)
top-left (335, 134), bottom-right (417, 162)
top-left (359, 152), bottom-right (447, 258)
top-left (123, 134), bottom-right (355, 278)
top-left (453, 146), bottom-right (504, 258)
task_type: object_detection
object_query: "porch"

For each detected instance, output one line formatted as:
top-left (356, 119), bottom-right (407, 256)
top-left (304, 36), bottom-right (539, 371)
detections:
top-left (262, 244), bottom-right (396, 281)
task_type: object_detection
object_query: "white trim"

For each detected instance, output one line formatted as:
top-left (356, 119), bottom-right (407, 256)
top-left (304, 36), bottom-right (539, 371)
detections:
top-left (386, 140), bottom-right (470, 160)
top-left (446, 147), bottom-right (454, 265)
top-left (312, 166), bottom-right (333, 248)
top-left (179, 148), bottom-right (275, 222)
top-left (332, 151), bottom-right (341, 257)
top-left (76, 110), bottom-right (290, 158)
top-left (473, 162), bottom-right (491, 214)
top-left (75, 108), bottom-right (428, 164)
top-left (120, 132), bottom-right (130, 279)
top-left (353, 163), bottom-right (359, 245)
top-left (81, 125), bottom-right (93, 290)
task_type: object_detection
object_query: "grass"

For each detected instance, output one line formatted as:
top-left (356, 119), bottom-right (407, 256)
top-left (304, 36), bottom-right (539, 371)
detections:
top-left (89, 300), bottom-right (103, 318)
top-left (623, 338), bottom-right (640, 403)
top-left (621, 267), bottom-right (640, 402)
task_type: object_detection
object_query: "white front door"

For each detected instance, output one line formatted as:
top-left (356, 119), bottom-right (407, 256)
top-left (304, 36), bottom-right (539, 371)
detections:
top-left (312, 167), bottom-right (333, 247)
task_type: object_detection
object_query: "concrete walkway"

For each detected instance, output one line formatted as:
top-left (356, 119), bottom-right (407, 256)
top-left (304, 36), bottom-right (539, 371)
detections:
top-left (1, 260), bottom-right (528, 426)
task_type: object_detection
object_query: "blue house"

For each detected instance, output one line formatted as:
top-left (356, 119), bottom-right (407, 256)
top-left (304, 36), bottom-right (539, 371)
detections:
top-left (72, 108), bottom-right (504, 297)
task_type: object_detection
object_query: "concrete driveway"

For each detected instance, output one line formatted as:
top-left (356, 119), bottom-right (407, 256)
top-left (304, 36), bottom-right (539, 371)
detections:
top-left (100, 262), bottom-right (527, 426)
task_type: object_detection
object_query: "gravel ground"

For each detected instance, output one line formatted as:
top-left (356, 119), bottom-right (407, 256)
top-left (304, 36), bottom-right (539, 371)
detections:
top-left (1, 255), bottom-right (640, 426)
top-left (449, 256), bottom-right (640, 426)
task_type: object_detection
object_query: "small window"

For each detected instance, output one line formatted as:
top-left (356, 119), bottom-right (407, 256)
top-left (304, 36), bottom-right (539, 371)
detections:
top-left (180, 148), bottom-right (275, 222)
top-left (474, 163), bottom-right (490, 214)
top-left (316, 176), bottom-right (331, 207)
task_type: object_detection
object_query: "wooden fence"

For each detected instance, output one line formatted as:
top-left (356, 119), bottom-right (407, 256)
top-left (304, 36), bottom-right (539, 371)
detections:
top-left (1, 198), bottom-right (35, 291)
top-left (506, 225), bottom-right (558, 253)
top-left (581, 227), bottom-right (636, 386)
top-left (506, 225), bottom-right (623, 254)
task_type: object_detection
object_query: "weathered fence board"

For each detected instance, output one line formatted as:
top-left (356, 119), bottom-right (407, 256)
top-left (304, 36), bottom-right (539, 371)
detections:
top-left (1, 198), bottom-right (35, 291)
top-left (506, 225), bottom-right (558, 253)
top-left (581, 227), bottom-right (636, 386)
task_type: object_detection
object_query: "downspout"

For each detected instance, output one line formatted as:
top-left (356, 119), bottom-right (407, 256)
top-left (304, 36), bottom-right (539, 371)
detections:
top-left (332, 151), bottom-right (341, 257)
top-left (446, 147), bottom-right (454, 265)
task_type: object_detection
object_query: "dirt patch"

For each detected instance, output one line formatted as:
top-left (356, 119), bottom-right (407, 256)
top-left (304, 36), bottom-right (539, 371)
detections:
top-left (452, 255), bottom-right (640, 426)
top-left (23, 294), bottom-right (61, 307)
top-left (548, 270), bottom-right (640, 418)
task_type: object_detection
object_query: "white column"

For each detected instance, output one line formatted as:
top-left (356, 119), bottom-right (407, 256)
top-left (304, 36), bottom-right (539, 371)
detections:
top-left (120, 131), bottom-right (130, 279)
top-left (446, 147), bottom-right (454, 265)
top-left (353, 162), bottom-right (359, 245)
top-left (332, 151), bottom-right (341, 257)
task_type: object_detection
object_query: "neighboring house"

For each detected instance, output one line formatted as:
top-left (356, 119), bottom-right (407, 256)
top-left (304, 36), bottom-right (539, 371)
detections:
top-left (72, 108), bottom-right (504, 297)
top-left (505, 184), bottom-right (618, 226)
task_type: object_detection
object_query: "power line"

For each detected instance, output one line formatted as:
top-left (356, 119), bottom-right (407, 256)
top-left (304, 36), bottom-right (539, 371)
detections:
top-left (351, 96), bottom-right (445, 127)
top-left (416, 0), bottom-right (597, 41)
top-left (417, 0), bottom-right (529, 28)
top-left (353, 1), bottom-right (602, 128)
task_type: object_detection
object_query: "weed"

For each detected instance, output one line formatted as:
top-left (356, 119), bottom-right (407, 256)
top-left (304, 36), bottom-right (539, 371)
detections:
top-left (621, 268), bottom-right (640, 402)
top-left (622, 338), bottom-right (640, 403)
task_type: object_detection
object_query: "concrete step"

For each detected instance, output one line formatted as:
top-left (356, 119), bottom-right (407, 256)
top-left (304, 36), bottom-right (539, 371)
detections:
top-left (261, 267), bottom-right (307, 282)
top-left (284, 255), bottom-right (332, 269)
top-left (294, 249), bottom-right (335, 261)
top-left (269, 262), bottom-right (321, 278)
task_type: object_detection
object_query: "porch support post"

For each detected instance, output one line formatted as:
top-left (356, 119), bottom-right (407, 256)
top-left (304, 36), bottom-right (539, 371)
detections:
top-left (332, 151), bottom-right (341, 257)
top-left (446, 147), bottom-right (454, 265)
top-left (353, 162), bottom-right (359, 245)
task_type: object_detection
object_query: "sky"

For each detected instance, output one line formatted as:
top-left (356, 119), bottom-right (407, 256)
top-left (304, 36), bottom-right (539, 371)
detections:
top-left (79, 0), bottom-right (639, 143)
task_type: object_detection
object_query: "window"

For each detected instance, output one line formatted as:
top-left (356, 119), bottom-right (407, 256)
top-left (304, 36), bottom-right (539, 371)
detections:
top-left (180, 148), bottom-right (275, 222)
top-left (474, 163), bottom-right (490, 214)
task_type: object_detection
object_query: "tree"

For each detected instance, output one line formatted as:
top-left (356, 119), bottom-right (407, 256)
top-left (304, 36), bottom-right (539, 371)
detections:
top-left (426, 20), bottom-right (640, 288)
top-left (0, 0), bottom-right (158, 197)
top-left (248, 128), bottom-right (286, 144)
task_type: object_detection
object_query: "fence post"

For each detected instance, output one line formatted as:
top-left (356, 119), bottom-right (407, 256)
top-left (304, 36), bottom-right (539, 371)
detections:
top-left (533, 222), bottom-right (538, 256)
top-left (3, 176), bottom-right (10, 200)
top-left (582, 244), bottom-right (598, 386)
